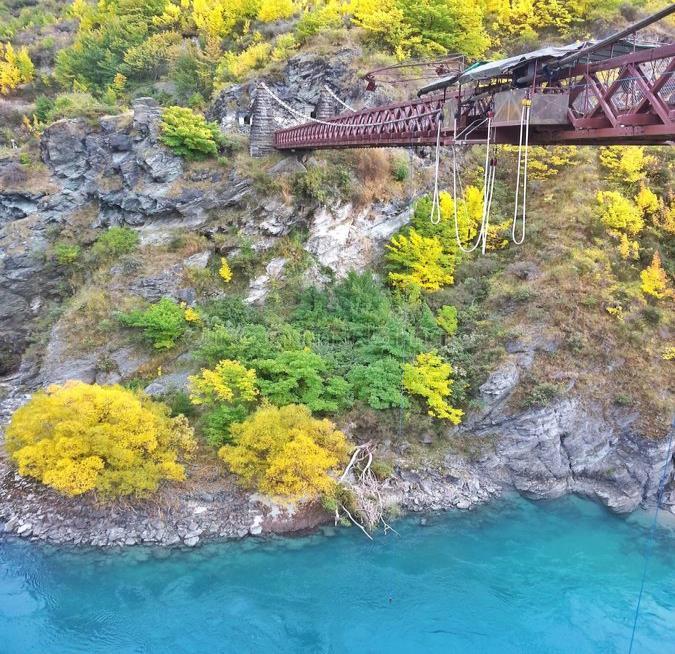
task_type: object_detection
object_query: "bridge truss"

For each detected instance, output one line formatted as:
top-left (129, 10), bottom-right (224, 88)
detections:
top-left (273, 41), bottom-right (675, 150)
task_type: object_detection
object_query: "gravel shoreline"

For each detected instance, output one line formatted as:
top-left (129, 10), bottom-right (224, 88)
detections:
top-left (0, 457), bottom-right (501, 548)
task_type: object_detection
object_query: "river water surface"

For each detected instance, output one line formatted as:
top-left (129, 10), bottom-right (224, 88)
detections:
top-left (0, 496), bottom-right (673, 653)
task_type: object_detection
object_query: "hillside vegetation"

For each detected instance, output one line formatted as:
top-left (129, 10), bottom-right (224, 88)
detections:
top-left (0, 1), bottom-right (672, 512)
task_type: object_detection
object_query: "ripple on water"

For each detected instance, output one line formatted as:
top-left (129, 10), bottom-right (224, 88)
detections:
top-left (0, 496), bottom-right (673, 654)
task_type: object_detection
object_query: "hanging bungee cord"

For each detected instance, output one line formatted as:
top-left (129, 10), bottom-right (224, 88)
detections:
top-left (262, 81), bottom-right (528, 253)
top-left (512, 96), bottom-right (532, 245)
top-left (448, 112), bottom-right (498, 254)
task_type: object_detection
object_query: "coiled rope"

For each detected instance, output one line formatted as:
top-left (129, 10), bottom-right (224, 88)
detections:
top-left (512, 98), bottom-right (532, 245)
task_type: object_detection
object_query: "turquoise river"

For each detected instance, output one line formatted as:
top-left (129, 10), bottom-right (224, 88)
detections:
top-left (0, 496), bottom-right (673, 653)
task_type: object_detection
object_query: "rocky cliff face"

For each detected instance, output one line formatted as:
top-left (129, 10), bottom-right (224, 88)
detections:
top-left (466, 338), bottom-right (674, 513)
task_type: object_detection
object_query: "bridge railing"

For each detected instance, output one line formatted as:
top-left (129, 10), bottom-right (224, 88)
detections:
top-left (273, 96), bottom-right (447, 149)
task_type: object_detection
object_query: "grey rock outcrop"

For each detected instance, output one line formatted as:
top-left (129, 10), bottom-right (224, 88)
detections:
top-left (465, 345), bottom-right (674, 513)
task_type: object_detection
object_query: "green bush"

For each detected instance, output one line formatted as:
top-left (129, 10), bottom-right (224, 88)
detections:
top-left (53, 242), bottom-right (81, 266)
top-left (120, 298), bottom-right (187, 349)
top-left (46, 92), bottom-right (114, 122)
top-left (391, 157), bottom-right (409, 182)
top-left (93, 227), bottom-right (139, 260)
top-left (348, 358), bottom-right (406, 410)
top-left (33, 95), bottom-right (55, 123)
top-left (292, 164), bottom-right (352, 205)
top-left (159, 106), bottom-right (221, 160)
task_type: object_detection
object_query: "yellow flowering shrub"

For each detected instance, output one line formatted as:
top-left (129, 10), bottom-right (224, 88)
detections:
top-left (183, 306), bottom-right (201, 323)
top-left (595, 191), bottom-right (644, 237)
top-left (618, 233), bottom-right (639, 260)
top-left (655, 200), bottom-right (675, 235)
top-left (217, 40), bottom-right (272, 82)
top-left (219, 257), bottom-right (233, 283)
top-left (258, 0), bottom-right (295, 22)
top-left (662, 346), bottom-right (675, 361)
top-left (635, 186), bottom-right (660, 217)
top-left (189, 359), bottom-right (258, 405)
top-left (5, 382), bottom-right (196, 498)
top-left (402, 352), bottom-right (463, 423)
top-left (599, 146), bottom-right (653, 185)
top-left (219, 404), bottom-right (351, 499)
top-left (640, 251), bottom-right (672, 300)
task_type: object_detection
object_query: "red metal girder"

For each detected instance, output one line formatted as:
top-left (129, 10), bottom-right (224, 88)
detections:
top-left (567, 43), bottom-right (675, 76)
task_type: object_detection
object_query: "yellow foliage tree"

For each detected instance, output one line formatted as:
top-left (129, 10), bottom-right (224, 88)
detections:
top-left (258, 0), bottom-right (295, 22)
top-left (640, 251), bottom-right (673, 300)
top-left (655, 199), bottom-right (675, 235)
top-left (0, 43), bottom-right (34, 95)
top-left (5, 382), bottom-right (196, 498)
top-left (635, 186), bottom-right (660, 218)
top-left (189, 359), bottom-right (258, 405)
top-left (599, 146), bottom-right (653, 185)
top-left (618, 233), bottom-right (639, 261)
top-left (596, 191), bottom-right (644, 237)
top-left (217, 40), bottom-right (272, 81)
top-left (402, 352), bottom-right (463, 423)
top-left (219, 404), bottom-right (351, 499)
top-left (386, 228), bottom-right (455, 292)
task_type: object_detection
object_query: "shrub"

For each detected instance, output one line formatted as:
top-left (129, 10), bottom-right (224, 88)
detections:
top-left (436, 305), bottom-right (458, 336)
top-left (258, 0), bottom-right (295, 22)
top-left (53, 242), bottom-right (81, 266)
top-left (93, 226), bottom-right (139, 260)
top-left (391, 156), bottom-right (409, 181)
top-left (160, 106), bottom-right (221, 160)
top-left (120, 298), bottom-right (187, 349)
top-left (217, 41), bottom-right (272, 82)
top-left (635, 186), bottom-right (660, 217)
top-left (219, 257), bottom-right (233, 283)
top-left (595, 191), bottom-right (644, 237)
top-left (292, 164), bottom-right (352, 204)
top-left (122, 31), bottom-right (181, 80)
top-left (5, 381), bottom-right (195, 498)
top-left (0, 43), bottom-right (34, 95)
top-left (351, 0), bottom-right (489, 61)
top-left (256, 349), bottom-right (352, 413)
top-left (599, 146), bottom-right (653, 185)
top-left (348, 358), bottom-right (406, 410)
top-left (386, 228), bottom-right (456, 292)
top-left (33, 94), bottom-right (55, 123)
top-left (45, 92), bottom-right (114, 122)
top-left (403, 352), bottom-right (463, 423)
top-left (219, 404), bottom-right (351, 499)
top-left (522, 382), bottom-right (561, 409)
top-left (296, 1), bottom-right (344, 41)
top-left (189, 359), bottom-right (258, 406)
top-left (641, 251), bottom-right (672, 300)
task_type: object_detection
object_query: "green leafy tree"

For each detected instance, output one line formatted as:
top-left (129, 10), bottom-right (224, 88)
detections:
top-left (257, 349), bottom-right (352, 413)
top-left (120, 298), bottom-right (187, 349)
top-left (160, 106), bottom-right (222, 160)
top-left (348, 358), bottom-right (406, 409)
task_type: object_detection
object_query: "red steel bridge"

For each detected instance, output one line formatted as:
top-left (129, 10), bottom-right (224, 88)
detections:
top-left (272, 6), bottom-right (675, 150)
